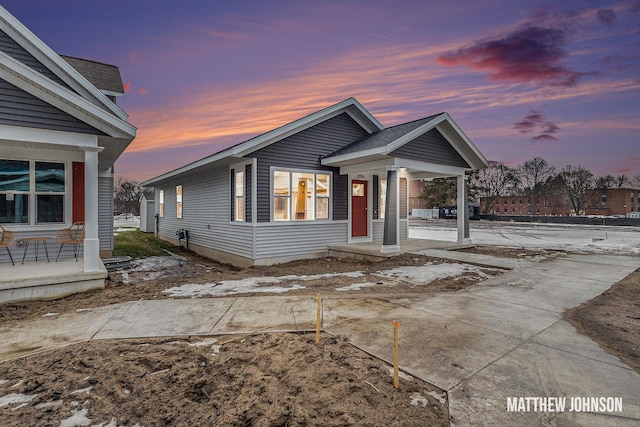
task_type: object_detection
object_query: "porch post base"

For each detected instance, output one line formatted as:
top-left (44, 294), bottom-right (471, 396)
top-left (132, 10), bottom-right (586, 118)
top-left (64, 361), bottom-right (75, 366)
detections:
top-left (380, 244), bottom-right (401, 254)
top-left (456, 238), bottom-right (472, 245)
top-left (83, 238), bottom-right (101, 272)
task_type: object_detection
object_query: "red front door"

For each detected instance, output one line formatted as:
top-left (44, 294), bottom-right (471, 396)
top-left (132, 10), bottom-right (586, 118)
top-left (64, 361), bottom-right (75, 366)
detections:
top-left (351, 180), bottom-right (367, 237)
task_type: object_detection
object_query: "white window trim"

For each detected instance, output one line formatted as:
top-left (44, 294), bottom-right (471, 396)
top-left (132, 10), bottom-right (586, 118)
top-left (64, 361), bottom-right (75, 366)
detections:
top-left (158, 189), bottom-right (164, 218)
top-left (270, 167), bottom-right (332, 222)
top-left (0, 157), bottom-right (70, 227)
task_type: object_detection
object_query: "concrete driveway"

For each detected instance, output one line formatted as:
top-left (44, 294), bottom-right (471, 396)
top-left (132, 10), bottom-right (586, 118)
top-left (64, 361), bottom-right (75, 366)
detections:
top-left (1, 251), bottom-right (638, 426)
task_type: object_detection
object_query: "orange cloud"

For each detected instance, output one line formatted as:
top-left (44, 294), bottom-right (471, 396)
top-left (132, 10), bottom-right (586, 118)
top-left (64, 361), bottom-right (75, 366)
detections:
top-left (138, 88), bottom-right (148, 95)
top-left (123, 82), bottom-right (131, 92)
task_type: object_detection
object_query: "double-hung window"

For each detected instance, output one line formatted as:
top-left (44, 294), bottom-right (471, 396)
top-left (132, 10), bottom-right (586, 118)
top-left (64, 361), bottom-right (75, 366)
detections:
top-left (273, 170), bottom-right (330, 221)
top-left (235, 170), bottom-right (244, 222)
top-left (176, 185), bottom-right (183, 218)
top-left (159, 190), bottom-right (164, 217)
top-left (0, 159), bottom-right (65, 224)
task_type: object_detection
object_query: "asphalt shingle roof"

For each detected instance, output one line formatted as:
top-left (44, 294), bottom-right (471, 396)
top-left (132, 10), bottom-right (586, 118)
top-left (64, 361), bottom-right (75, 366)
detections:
top-left (61, 55), bottom-right (125, 94)
top-left (324, 113), bottom-right (444, 158)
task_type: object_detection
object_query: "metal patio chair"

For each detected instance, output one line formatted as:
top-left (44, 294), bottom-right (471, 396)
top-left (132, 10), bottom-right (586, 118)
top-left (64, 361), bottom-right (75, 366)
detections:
top-left (56, 222), bottom-right (85, 262)
top-left (0, 225), bottom-right (15, 265)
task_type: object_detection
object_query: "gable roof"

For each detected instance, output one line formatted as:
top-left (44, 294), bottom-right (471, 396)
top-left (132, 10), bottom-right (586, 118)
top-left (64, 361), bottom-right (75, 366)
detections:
top-left (325, 114), bottom-right (442, 158)
top-left (0, 6), bottom-right (135, 169)
top-left (321, 112), bottom-right (488, 170)
top-left (142, 97), bottom-right (382, 186)
top-left (0, 5), bottom-right (129, 121)
top-left (60, 55), bottom-right (125, 97)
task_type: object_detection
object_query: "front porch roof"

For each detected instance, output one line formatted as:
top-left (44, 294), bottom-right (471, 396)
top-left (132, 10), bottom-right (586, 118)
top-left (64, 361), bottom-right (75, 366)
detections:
top-left (321, 112), bottom-right (488, 172)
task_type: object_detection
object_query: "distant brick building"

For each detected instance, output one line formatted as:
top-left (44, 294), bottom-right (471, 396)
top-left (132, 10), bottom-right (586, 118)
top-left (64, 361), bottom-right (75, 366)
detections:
top-left (479, 188), bottom-right (638, 216)
top-left (584, 188), bottom-right (638, 216)
top-left (409, 179), bottom-right (427, 210)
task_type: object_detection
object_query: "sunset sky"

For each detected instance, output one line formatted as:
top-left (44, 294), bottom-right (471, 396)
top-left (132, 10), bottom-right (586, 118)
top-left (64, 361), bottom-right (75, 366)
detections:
top-left (3, 0), bottom-right (639, 182)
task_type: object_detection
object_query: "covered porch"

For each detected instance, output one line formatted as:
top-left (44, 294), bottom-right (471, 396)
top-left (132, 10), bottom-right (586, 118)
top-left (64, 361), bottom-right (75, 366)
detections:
top-left (328, 237), bottom-right (472, 262)
top-left (0, 258), bottom-right (106, 304)
top-left (321, 111), bottom-right (488, 256)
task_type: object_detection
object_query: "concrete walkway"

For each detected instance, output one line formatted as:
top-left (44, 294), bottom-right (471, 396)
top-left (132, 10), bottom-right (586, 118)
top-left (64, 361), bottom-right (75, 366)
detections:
top-left (1, 252), bottom-right (639, 426)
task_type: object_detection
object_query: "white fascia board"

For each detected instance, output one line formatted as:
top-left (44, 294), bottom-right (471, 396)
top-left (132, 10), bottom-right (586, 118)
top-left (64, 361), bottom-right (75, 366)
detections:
top-left (385, 114), bottom-right (447, 153)
top-left (321, 146), bottom-right (387, 166)
top-left (0, 6), bottom-right (129, 121)
top-left (339, 158), bottom-right (395, 175)
top-left (0, 51), bottom-right (136, 139)
top-left (0, 123), bottom-right (98, 148)
top-left (144, 98), bottom-right (383, 186)
top-left (439, 113), bottom-right (489, 169)
top-left (394, 158), bottom-right (469, 176)
top-left (346, 97), bottom-right (384, 131)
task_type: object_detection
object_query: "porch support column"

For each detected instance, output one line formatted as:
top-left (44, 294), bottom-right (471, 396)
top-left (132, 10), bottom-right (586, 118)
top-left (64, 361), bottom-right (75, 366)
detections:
top-left (82, 146), bottom-right (103, 272)
top-left (381, 167), bottom-right (401, 254)
top-left (457, 174), bottom-right (471, 244)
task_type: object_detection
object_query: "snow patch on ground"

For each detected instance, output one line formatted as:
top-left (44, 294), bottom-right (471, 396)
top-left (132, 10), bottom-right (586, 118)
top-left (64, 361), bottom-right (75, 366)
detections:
top-left (163, 262), bottom-right (494, 297)
top-left (120, 254), bottom-right (187, 284)
top-left (59, 407), bottom-right (91, 427)
top-left (164, 277), bottom-right (305, 297)
top-left (0, 392), bottom-right (37, 408)
top-left (409, 225), bottom-right (640, 255)
top-left (373, 262), bottom-right (492, 284)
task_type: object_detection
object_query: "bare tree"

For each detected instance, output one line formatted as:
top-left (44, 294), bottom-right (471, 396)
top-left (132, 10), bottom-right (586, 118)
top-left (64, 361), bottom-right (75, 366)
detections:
top-left (114, 177), bottom-right (143, 216)
top-left (421, 177), bottom-right (457, 208)
top-left (595, 175), bottom-right (614, 189)
top-left (561, 165), bottom-right (594, 215)
top-left (472, 162), bottom-right (519, 213)
top-left (615, 175), bottom-right (628, 188)
top-left (518, 157), bottom-right (556, 208)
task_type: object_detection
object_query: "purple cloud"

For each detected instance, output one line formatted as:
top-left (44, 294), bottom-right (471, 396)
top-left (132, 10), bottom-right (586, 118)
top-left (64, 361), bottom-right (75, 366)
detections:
top-left (437, 25), bottom-right (592, 87)
top-left (597, 9), bottom-right (617, 26)
top-left (513, 110), bottom-right (560, 142)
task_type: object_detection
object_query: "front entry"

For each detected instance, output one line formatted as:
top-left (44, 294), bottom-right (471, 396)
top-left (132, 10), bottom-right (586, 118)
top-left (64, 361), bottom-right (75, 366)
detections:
top-left (351, 180), bottom-right (367, 237)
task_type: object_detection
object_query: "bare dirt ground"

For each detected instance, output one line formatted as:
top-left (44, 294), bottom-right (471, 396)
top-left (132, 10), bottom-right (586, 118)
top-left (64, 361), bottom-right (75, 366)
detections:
top-left (6, 245), bottom-right (635, 427)
top-left (0, 333), bottom-right (449, 427)
top-left (0, 252), bottom-right (506, 324)
top-left (565, 268), bottom-right (640, 374)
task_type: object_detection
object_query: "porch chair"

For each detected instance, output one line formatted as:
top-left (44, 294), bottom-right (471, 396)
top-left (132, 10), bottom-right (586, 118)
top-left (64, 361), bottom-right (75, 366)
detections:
top-left (56, 222), bottom-right (85, 262)
top-left (0, 225), bottom-right (15, 266)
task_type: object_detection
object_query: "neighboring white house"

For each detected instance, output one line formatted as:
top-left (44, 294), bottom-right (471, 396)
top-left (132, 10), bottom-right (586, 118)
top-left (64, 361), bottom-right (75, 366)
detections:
top-left (139, 189), bottom-right (156, 233)
top-left (628, 211), bottom-right (640, 219)
top-left (143, 98), bottom-right (488, 267)
top-left (0, 5), bottom-right (136, 302)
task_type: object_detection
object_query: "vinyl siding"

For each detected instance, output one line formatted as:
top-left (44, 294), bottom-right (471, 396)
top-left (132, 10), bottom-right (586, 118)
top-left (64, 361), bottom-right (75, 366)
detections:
top-left (0, 78), bottom-right (104, 135)
top-left (0, 29), bottom-right (70, 88)
top-left (154, 166), bottom-right (253, 259)
top-left (372, 220), bottom-right (384, 241)
top-left (390, 128), bottom-right (469, 168)
top-left (98, 175), bottom-right (113, 251)
top-left (254, 221), bottom-right (348, 260)
top-left (251, 112), bottom-right (369, 222)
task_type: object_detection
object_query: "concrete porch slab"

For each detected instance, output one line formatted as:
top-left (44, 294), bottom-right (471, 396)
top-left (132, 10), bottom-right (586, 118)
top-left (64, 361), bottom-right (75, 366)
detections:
top-left (0, 258), bottom-right (107, 304)
top-left (328, 238), bottom-right (472, 261)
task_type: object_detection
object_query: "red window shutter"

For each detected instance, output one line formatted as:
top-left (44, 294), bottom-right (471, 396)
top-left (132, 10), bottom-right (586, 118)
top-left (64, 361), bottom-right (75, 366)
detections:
top-left (72, 162), bottom-right (85, 223)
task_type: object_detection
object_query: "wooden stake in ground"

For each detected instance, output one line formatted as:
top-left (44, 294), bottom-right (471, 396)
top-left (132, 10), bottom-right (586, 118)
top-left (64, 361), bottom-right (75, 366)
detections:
top-left (316, 293), bottom-right (322, 345)
top-left (393, 320), bottom-right (400, 389)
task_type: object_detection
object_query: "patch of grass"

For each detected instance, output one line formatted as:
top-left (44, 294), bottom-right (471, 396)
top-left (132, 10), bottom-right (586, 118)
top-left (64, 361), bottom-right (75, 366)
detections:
top-left (113, 230), bottom-right (177, 260)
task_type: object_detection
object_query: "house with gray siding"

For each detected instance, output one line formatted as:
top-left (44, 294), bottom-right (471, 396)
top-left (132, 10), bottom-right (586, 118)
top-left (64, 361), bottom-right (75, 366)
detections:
top-left (0, 6), bottom-right (136, 302)
top-left (143, 98), bottom-right (487, 267)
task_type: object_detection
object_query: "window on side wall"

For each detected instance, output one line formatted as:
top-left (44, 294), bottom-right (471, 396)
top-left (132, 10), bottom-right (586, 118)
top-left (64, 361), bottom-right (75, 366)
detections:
top-left (176, 185), bottom-right (183, 219)
top-left (159, 190), bottom-right (164, 217)
top-left (379, 179), bottom-right (387, 219)
top-left (272, 170), bottom-right (330, 221)
top-left (235, 170), bottom-right (244, 222)
top-left (0, 159), bottom-right (65, 225)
